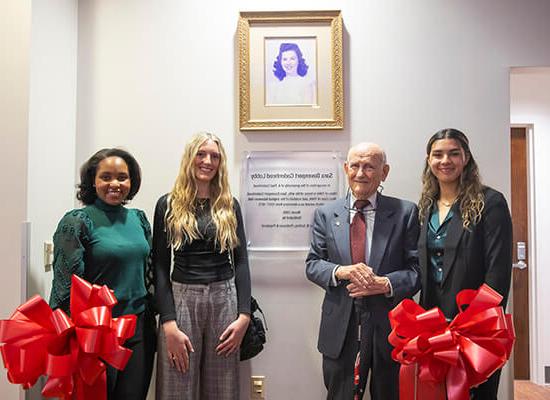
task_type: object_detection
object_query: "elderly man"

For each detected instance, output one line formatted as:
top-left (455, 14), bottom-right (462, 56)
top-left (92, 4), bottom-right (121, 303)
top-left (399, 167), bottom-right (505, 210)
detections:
top-left (306, 143), bottom-right (420, 399)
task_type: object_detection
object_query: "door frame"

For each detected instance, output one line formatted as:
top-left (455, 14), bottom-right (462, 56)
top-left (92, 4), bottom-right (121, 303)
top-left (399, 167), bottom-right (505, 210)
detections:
top-left (511, 123), bottom-right (539, 384)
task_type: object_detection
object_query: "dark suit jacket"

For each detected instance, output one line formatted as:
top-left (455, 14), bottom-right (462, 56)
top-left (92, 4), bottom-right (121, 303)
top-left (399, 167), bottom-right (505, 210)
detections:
top-left (419, 187), bottom-right (513, 319)
top-left (306, 193), bottom-right (420, 359)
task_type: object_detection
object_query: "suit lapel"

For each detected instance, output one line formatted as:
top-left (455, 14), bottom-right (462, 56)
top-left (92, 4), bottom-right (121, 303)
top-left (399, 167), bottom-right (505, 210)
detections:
top-left (441, 204), bottom-right (465, 285)
top-left (370, 194), bottom-right (395, 272)
top-left (331, 199), bottom-right (351, 266)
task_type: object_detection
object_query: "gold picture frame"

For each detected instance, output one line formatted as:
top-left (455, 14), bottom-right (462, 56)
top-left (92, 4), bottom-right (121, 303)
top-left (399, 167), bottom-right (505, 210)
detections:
top-left (238, 10), bottom-right (343, 131)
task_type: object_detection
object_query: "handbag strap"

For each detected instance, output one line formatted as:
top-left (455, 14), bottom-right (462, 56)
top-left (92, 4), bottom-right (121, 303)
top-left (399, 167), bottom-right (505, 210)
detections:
top-left (229, 249), bottom-right (267, 330)
top-left (251, 297), bottom-right (268, 329)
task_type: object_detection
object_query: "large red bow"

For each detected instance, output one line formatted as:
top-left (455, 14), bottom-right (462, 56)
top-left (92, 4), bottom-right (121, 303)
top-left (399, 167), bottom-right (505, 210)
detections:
top-left (0, 275), bottom-right (137, 399)
top-left (388, 284), bottom-right (515, 400)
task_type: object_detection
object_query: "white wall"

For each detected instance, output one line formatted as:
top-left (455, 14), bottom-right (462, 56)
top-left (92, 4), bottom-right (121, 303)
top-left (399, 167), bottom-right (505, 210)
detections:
top-left (510, 67), bottom-right (550, 386)
top-left (0, 1), bottom-right (31, 398)
top-left (24, 2), bottom-right (78, 399)
top-left (27, 0), bottom-right (78, 306)
top-left (0, 1), bottom-right (78, 398)
top-left (75, 0), bottom-right (550, 211)
top-left (3, 0), bottom-right (550, 399)
top-left (72, 1), bottom-right (550, 399)
top-left (74, 1), bottom-right (550, 399)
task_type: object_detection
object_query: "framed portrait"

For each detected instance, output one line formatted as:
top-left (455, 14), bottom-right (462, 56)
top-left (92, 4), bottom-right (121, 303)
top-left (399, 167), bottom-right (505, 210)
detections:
top-left (238, 11), bottom-right (343, 131)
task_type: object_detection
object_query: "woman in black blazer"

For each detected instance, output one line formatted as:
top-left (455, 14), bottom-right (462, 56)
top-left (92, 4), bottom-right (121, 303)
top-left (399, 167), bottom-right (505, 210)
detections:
top-left (418, 128), bottom-right (513, 400)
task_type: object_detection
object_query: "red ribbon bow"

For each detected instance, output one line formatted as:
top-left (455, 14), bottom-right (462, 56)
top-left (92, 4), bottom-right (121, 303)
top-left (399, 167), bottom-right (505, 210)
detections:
top-left (388, 284), bottom-right (515, 400)
top-left (0, 275), bottom-right (137, 399)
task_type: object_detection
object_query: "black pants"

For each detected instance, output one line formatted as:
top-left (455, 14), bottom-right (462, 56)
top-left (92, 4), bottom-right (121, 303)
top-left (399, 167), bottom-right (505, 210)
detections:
top-left (359, 314), bottom-right (399, 400)
top-left (322, 306), bottom-right (399, 400)
top-left (471, 369), bottom-right (502, 400)
top-left (106, 309), bottom-right (157, 400)
top-left (322, 307), bottom-right (361, 400)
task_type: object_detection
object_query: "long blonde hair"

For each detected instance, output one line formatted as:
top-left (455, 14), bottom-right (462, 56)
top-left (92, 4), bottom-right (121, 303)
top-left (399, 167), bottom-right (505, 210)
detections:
top-left (166, 132), bottom-right (238, 251)
top-left (418, 128), bottom-right (484, 229)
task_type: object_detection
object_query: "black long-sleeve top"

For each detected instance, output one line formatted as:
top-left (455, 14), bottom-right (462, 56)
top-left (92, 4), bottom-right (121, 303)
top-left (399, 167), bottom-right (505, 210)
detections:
top-left (153, 194), bottom-right (251, 324)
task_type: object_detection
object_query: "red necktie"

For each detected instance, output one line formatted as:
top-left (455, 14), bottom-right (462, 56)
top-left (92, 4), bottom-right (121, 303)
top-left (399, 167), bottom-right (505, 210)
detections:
top-left (350, 200), bottom-right (370, 264)
top-left (351, 199), bottom-right (370, 400)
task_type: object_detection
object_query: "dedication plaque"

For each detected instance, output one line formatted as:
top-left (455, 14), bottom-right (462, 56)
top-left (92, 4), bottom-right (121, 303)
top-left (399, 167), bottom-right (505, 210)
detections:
top-left (241, 151), bottom-right (344, 251)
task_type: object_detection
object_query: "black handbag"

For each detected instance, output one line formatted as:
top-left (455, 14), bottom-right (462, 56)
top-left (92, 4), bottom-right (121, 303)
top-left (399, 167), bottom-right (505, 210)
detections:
top-left (228, 249), bottom-right (267, 361)
top-left (240, 296), bottom-right (267, 361)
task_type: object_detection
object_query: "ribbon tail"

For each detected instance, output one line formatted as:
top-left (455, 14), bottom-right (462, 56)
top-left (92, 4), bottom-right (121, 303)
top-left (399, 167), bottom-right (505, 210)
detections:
top-left (446, 357), bottom-right (470, 400)
top-left (400, 363), bottom-right (447, 400)
top-left (399, 364), bottom-right (417, 400)
top-left (42, 376), bottom-right (75, 399)
top-left (75, 370), bottom-right (107, 400)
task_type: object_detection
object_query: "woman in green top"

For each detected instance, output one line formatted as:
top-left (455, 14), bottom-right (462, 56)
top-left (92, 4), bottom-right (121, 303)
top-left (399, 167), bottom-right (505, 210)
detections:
top-left (417, 129), bottom-right (512, 399)
top-left (49, 148), bottom-right (156, 400)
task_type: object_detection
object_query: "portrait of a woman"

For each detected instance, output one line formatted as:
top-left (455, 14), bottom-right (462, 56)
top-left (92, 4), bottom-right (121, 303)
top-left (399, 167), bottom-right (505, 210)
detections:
top-left (266, 42), bottom-right (316, 105)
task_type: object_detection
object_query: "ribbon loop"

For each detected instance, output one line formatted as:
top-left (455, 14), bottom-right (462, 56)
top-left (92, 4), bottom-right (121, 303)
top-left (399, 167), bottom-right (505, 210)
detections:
top-left (389, 284), bottom-right (515, 400)
top-left (1, 275), bottom-right (137, 399)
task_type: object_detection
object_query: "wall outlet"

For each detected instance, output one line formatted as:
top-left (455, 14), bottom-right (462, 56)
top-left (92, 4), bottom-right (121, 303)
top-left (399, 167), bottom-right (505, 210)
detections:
top-left (251, 375), bottom-right (265, 399)
top-left (44, 241), bottom-right (54, 272)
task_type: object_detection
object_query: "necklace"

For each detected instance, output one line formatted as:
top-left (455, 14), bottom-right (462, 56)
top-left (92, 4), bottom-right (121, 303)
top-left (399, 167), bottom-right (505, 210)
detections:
top-left (197, 198), bottom-right (209, 210)
top-left (438, 198), bottom-right (457, 207)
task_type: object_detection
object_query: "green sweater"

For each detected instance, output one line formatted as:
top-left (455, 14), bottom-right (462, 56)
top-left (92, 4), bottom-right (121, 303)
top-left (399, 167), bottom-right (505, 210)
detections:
top-left (49, 199), bottom-right (151, 317)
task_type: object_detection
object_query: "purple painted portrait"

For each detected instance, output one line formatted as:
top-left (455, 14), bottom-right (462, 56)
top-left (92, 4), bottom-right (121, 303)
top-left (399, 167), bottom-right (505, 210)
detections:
top-left (265, 39), bottom-right (317, 106)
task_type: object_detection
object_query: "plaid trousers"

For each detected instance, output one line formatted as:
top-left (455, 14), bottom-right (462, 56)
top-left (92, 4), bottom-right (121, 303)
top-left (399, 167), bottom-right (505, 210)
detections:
top-left (156, 279), bottom-right (239, 400)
